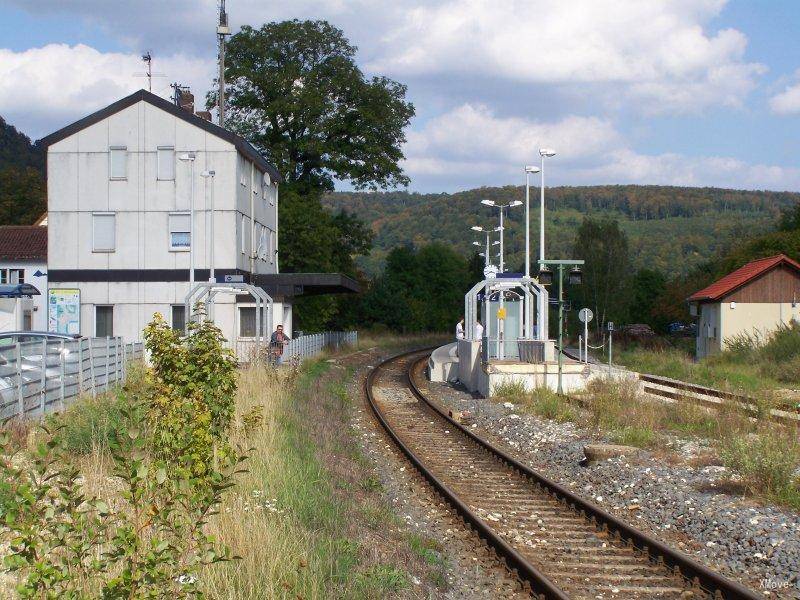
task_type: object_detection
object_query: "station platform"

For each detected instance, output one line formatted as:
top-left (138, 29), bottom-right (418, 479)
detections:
top-left (429, 342), bottom-right (459, 382)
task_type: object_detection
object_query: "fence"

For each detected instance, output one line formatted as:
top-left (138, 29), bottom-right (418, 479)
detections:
top-left (0, 337), bottom-right (144, 420)
top-left (235, 331), bottom-right (358, 364)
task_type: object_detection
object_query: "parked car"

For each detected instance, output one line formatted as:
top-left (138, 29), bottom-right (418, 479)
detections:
top-left (0, 331), bottom-right (82, 348)
top-left (0, 332), bottom-right (83, 393)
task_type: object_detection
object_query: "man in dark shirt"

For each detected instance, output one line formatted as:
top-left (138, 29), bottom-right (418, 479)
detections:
top-left (269, 324), bottom-right (291, 365)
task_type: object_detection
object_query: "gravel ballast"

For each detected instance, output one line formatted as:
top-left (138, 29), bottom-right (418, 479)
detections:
top-left (421, 378), bottom-right (800, 599)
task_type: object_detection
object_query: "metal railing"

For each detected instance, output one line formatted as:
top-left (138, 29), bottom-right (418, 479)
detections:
top-left (285, 331), bottom-right (357, 361)
top-left (0, 337), bottom-right (144, 420)
top-left (235, 331), bottom-right (358, 364)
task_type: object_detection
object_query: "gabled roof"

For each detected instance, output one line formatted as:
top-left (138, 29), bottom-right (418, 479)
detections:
top-left (687, 254), bottom-right (800, 303)
top-left (39, 89), bottom-right (281, 182)
top-left (0, 226), bottom-right (47, 262)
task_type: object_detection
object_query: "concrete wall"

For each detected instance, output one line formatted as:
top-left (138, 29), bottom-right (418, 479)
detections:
top-left (457, 339), bottom-right (482, 393)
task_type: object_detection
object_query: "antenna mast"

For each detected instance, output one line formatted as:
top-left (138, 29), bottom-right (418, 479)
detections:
top-left (142, 52), bottom-right (153, 92)
top-left (217, 0), bottom-right (231, 127)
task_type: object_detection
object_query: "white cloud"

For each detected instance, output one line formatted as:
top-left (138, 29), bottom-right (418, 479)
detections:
top-left (0, 44), bottom-right (212, 139)
top-left (769, 70), bottom-right (800, 115)
top-left (368, 0), bottom-right (764, 114)
top-left (8, 0), bottom-right (764, 116)
top-left (404, 104), bottom-right (800, 191)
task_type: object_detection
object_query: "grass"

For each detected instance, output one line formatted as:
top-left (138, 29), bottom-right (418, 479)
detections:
top-left (615, 322), bottom-right (800, 395)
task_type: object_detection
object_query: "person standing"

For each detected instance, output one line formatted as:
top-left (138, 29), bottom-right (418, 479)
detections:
top-left (456, 318), bottom-right (465, 341)
top-left (269, 324), bottom-right (291, 365)
top-left (475, 318), bottom-right (484, 340)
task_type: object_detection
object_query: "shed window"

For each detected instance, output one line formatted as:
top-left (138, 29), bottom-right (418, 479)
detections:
top-left (171, 304), bottom-right (186, 331)
top-left (110, 146), bottom-right (127, 179)
top-left (157, 146), bottom-right (175, 180)
top-left (95, 305), bottom-right (114, 337)
top-left (239, 307), bottom-right (256, 338)
top-left (92, 213), bottom-right (116, 252)
top-left (269, 230), bottom-right (275, 264)
top-left (241, 215), bottom-right (246, 254)
top-left (169, 213), bottom-right (191, 250)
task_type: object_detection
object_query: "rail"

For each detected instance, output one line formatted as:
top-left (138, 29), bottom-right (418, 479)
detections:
top-left (366, 348), bottom-right (761, 599)
top-left (0, 337), bottom-right (143, 420)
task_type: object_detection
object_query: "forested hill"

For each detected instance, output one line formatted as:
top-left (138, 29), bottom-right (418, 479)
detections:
top-left (0, 117), bottom-right (46, 225)
top-left (324, 186), bottom-right (800, 278)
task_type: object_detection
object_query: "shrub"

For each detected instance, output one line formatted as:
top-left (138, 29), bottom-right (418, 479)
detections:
top-left (143, 307), bottom-right (238, 477)
top-left (761, 321), bottom-right (800, 364)
top-left (723, 330), bottom-right (761, 362)
top-left (492, 379), bottom-right (528, 401)
top-left (719, 431), bottom-right (800, 505)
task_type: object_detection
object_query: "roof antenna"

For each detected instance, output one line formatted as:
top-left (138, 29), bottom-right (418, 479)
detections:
top-left (135, 51), bottom-right (165, 92)
top-left (217, 0), bottom-right (231, 127)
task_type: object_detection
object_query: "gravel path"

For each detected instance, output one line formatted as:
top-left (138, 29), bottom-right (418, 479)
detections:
top-left (420, 378), bottom-right (800, 599)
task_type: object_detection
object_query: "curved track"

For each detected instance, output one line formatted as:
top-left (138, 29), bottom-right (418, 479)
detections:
top-left (365, 348), bottom-right (761, 600)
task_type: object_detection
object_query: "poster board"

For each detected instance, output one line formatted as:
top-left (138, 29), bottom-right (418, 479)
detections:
top-left (48, 288), bottom-right (81, 334)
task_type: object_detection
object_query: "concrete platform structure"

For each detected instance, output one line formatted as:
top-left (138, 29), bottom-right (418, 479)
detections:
top-left (428, 342), bottom-right (458, 382)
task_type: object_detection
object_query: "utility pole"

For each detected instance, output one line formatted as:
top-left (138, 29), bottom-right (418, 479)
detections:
top-left (217, 0), bottom-right (231, 127)
top-left (142, 52), bottom-right (152, 91)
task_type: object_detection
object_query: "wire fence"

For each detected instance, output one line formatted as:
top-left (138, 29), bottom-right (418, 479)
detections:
top-left (0, 337), bottom-right (144, 420)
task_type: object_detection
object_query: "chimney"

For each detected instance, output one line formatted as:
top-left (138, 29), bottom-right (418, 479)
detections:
top-left (195, 110), bottom-right (212, 121)
top-left (178, 89), bottom-right (194, 113)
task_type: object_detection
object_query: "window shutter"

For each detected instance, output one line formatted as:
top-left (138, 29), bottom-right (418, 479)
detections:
top-left (157, 147), bottom-right (175, 180)
top-left (110, 147), bottom-right (127, 179)
top-left (169, 213), bottom-right (191, 249)
top-left (93, 213), bottom-right (116, 251)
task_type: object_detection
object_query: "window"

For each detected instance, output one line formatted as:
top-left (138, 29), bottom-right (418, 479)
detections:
top-left (95, 305), bottom-right (113, 337)
top-left (157, 146), bottom-right (175, 180)
top-left (241, 215), bottom-right (246, 254)
top-left (268, 185), bottom-right (274, 206)
top-left (259, 226), bottom-right (267, 261)
top-left (169, 212), bottom-right (191, 250)
top-left (92, 212), bottom-right (116, 252)
top-left (109, 146), bottom-right (127, 179)
top-left (9, 269), bottom-right (24, 284)
top-left (269, 230), bottom-right (275, 264)
top-left (171, 304), bottom-right (186, 331)
top-left (239, 307), bottom-right (256, 338)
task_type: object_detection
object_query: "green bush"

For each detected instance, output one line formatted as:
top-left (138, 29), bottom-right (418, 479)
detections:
top-left (48, 364), bottom-right (151, 454)
top-left (720, 432), bottom-right (800, 506)
top-left (761, 322), bottom-right (800, 364)
top-left (492, 379), bottom-right (528, 401)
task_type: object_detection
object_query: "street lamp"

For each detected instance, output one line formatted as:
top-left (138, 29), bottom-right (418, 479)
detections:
top-left (481, 199), bottom-right (522, 272)
top-left (539, 258), bottom-right (583, 395)
top-left (472, 225), bottom-right (501, 269)
top-left (539, 148), bottom-right (556, 263)
top-left (200, 170), bottom-right (216, 283)
top-left (178, 152), bottom-right (196, 289)
top-left (524, 165), bottom-right (541, 278)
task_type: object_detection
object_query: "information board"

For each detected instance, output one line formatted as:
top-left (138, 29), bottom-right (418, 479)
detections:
top-left (48, 288), bottom-right (81, 334)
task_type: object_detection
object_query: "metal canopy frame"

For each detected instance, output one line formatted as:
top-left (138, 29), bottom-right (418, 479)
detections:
top-left (464, 276), bottom-right (549, 343)
top-left (184, 282), bottom-right (273, 357)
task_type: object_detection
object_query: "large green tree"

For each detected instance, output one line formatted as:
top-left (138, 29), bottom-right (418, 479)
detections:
top-left (571, 218), bottom-right (631, 332)
top-left (216, 19), bottom-right (414, 330)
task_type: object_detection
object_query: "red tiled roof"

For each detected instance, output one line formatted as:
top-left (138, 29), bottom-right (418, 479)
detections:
top-left (0, 226), bottom-right (47, 261)
top-left (687, 254), bottom-right (800, 303)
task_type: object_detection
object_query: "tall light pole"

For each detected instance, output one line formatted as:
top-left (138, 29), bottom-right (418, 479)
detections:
top-left (481, 199), bottom-right (522, 273)
top-left (179, 152), bottom-right (196, 289)
top-left (539, 149), bottom-right (556, 262)
top-left (524, 165), bottom-right (541, 278)
top-left (471, 225), bottom-right (500, 269)
top-left (201, 170), bottom-right (216, 282)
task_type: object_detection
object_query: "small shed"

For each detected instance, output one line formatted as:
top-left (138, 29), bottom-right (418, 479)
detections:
top-left (687, 254), bottom-right (800, 358)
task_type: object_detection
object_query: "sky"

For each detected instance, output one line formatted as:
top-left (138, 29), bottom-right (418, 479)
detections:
top-left (2, 0), bottom-right (800, 193)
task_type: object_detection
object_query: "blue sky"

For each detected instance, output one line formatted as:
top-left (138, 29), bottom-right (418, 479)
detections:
top-left (2, 0), bottom-right (800, 193)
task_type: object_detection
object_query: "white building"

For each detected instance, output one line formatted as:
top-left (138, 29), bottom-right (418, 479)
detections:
top-left (0, 225), bottom-right (48, 331)
top-left (40, 89), bottom-right (357, 353)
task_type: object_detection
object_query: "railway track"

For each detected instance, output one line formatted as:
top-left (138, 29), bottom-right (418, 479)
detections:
top-left (365, 348), bottom-right (762, 600)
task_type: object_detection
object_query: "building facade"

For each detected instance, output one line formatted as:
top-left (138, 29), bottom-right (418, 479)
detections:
top-left (41, 89), bottom-right (288, 349)
top-left (0, 226), bottom-right (48, 331)
top-left (687, 254), bottom-right (800, 359)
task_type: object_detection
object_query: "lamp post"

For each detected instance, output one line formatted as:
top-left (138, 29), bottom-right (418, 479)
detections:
top-left (538, 258), bottom-right (583, 395)
top-left (538, 149), bottom-right (555, 262)
top-left (471, 225), bottom-right (500, 269)
top-left (178, 152), bottom-right (196, 289)
top-left (480, 199), bottom-right (522, 273)
top-left (524, 165), bottom-right (541, 278)
top-left (200, 170), bottom-right (216, 282)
